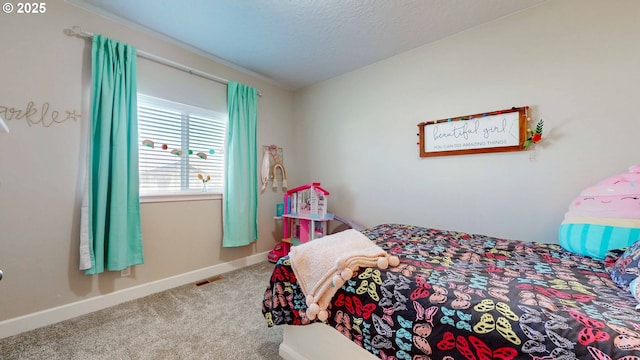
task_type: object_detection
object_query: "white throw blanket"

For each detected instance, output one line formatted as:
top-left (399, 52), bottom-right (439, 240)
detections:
top-left (288, 229), bottom-right (399, 321)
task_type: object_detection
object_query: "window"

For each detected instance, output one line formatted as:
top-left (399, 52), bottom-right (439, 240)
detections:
top-left (137, 94), bottom-right (226, 195)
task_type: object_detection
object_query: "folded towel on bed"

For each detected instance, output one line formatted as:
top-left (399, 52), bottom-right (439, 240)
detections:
top-left (288, 229), bottom-right (399, 321)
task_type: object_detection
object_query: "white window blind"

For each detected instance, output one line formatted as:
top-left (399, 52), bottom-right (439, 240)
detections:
top-left (138, 94), bottom-right (226, 194)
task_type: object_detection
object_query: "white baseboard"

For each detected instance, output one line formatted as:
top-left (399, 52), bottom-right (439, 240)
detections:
top-left (0, 251), bottom-right (268, 339)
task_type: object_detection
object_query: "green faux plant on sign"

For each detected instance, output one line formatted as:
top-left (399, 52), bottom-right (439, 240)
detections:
top-left (524, 119), bottom-right (544, 148)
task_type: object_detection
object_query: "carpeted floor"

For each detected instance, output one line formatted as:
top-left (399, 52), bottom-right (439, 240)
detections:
top-left (0, 261), bottom-right (283, 359)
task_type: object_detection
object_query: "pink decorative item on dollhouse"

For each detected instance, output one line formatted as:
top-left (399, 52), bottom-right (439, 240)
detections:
top-left (283, 182), bottom-right (333, 245)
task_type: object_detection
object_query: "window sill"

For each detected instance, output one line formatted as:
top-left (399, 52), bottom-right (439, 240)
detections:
top-left (140, 192), bottom-right (222, 203)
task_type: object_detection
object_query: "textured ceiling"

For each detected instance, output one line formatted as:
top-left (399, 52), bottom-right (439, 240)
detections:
top-left (69, 0), bottom-right (546, 90)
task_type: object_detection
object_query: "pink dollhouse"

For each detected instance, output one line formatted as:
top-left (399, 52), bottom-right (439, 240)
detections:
top-left (283, 182), bottom-right (333, 245)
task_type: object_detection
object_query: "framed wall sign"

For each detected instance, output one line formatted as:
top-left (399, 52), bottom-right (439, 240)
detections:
top-left (418, 106), bottom-right (528, 157)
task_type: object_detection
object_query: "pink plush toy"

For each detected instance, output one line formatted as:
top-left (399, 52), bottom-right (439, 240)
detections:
top-left (565, 165), bottom-right (640, 219)
top-left (560, 165), bottom-right (640, 259)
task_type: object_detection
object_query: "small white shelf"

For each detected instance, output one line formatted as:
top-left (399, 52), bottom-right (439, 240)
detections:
top-left (283, 213), bottom-right (334, 221)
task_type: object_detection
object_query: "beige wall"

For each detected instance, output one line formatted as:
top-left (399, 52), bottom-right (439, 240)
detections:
top-left (293, 0), bottom-right (640, 243)
top-left (0, 0), bottom-right (296, 322)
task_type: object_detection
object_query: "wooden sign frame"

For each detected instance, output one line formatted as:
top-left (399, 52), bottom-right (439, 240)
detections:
top-left (418, 107), bottom-right (527, 158)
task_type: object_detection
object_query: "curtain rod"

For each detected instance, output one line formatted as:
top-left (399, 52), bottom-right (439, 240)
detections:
top-left (64, 26), bottom-right (262, 97)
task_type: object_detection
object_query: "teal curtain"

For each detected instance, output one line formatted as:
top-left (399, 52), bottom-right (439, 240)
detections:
top-left (223, 82), bottom-right (258, 247)
top-left (86, 34), bottom-right (143, 274)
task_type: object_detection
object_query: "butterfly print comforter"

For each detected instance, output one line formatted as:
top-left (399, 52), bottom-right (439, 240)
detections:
top-left (262, 223), bottom-right (640, 360)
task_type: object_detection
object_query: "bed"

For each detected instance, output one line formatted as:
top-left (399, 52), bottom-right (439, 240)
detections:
top-left (262, 223), bottom-right (640, 360)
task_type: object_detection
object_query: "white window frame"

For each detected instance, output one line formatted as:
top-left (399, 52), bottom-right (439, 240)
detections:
top-left (137, 94), bottom-right (226, 202)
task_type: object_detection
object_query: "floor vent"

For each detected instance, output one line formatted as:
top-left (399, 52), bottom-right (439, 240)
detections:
top-left (195, 275), bottom-right (224, 287)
